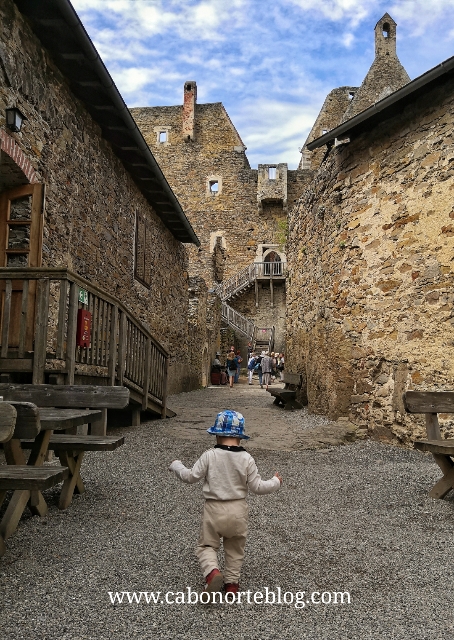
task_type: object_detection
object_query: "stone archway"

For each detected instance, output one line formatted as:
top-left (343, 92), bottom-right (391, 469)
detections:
top-left (0, 130), bottom-right (38, 188)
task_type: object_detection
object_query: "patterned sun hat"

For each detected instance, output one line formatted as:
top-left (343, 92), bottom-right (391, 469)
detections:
top-left (206, 410), bottom-right (250, 440)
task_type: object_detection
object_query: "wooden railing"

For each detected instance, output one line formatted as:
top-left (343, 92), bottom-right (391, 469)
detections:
top-left (221, 303), bottom-right (255, 341)
top-left (0, 268), bottom-right (168, 417)
top-left (216, 261), bottom-right (287, 301)
top-left (221, 303), bottom-right (275, 354)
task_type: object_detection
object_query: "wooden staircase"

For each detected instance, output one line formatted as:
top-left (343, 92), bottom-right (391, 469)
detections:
top-left (215, 261), bottom-right (287, 302)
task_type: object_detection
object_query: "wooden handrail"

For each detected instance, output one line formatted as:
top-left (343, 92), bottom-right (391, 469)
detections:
top-left (0, 267), bottom-right (168, 416)
top-left (215, 261), bottom-right (287, 301)
top-left (0, 267), bottom-right (168, 355)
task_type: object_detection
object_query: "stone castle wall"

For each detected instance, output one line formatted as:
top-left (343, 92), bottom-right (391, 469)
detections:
top-left (0, 0), bottom-right (192, 393)
top-left (131, 103), bottom-right (303, 288)
top-left (131, 97), bottom-right (310, 357)
top-left (287, 74), bottom-right (454, 442)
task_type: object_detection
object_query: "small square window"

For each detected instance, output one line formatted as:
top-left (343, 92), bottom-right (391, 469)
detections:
top-left (268, 167), bottom-right (276, 180)
top-left (159, 131), bottom-right (167, 143)
top-left (209, 180), bottom-right (219, 194)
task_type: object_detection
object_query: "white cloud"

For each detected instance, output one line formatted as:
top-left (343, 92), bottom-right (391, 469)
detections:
top-left (73, 0), bottom-right (248, 41)
top-left (389, 0), bottom-right (454, 35)
top-left (343, 32), bottom-right (355, 47)
top-left (232, 99), bottom-right (320, 168)
top-left (286, 0), bottom-right (370, 26)
top-left (70, 0), bottom-right (454, 166)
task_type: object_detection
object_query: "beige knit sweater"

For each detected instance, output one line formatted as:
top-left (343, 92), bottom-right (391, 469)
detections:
top-left (169, 447), bottom-right (281, 501)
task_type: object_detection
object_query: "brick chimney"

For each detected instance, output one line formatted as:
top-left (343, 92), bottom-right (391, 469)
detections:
top-left (183, 81), bottom-right (197, 142)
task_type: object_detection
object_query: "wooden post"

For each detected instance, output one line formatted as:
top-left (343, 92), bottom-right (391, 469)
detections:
top-left (66, 282), bottom-right (78, 385)
top-left (56, 279), bottom-right (69, 360)
top-left (1, 279), bottom-right (12, 358)
top-left (425, 413), bottom-right (441, 440)
top-left (132, 407), bottom-right (141, 426)
top-left (90, 408), bottom-right (107, 437)
top-left (117, 312), bottom-right (127, 386)
top-left (255, 279), bottom-right (259, 308)
top-left (108, 305), bottom-right (119, 385)
top-left (142, 337), bottom-right (151, 411)
top-left (161, 354), bottom-right (169, 419)
top-left (32, 279), bottom-right (50, 384)
top-left (18, 279), bottom-right (29, 359)
top-left (270, 272), bottom-right (274, 308)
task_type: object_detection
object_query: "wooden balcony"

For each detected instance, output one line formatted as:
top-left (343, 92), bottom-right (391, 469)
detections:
top-left (0, 268), bottom-right (169, 420)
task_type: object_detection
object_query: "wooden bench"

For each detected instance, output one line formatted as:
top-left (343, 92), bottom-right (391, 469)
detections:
top-left (22, 433), bottom-right (125, 509)
top-left (405, 391), bottom-right (454, 499)
top-left (0, 401), bottom-right (69, 555)
top-left (0, 385), bottom-right (129, 510)
top-left (267, 372), bottom-right (303, 411)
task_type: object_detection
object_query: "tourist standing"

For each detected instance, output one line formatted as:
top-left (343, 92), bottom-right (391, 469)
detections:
top-left (234, 350), bottom-right (243, 384)
top-left (278, 353), bottom-right (285, 381)
top-left (261, 352), bottom-right (272, 390)
top-left (247, 352), bottom-right (256, 385)
top-left (255, 353), bottom-right (264, 388)
top-left (270, 352), bottom-right (277, 382)
top-left (226, 351), bottom-right (238, 389)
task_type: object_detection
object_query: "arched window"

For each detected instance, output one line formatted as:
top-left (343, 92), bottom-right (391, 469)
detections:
top-left (263, 251), bottom-right (282, 276)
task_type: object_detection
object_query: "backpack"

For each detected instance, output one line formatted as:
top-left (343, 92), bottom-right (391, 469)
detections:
top-left (247, 357), bottom-right (256, 370)
top-left (227, 358), bottom-right (237, 370)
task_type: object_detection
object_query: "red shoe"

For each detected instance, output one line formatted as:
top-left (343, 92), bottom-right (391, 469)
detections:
top-left (205, 568), bottom-right (224, 593)
top-left (224, 583), bottom-right (239, 594)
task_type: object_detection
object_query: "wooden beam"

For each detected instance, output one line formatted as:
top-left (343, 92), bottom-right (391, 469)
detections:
top-left (405, 391), bottom-right (454, 413)
top-left (66, 282), bottom-right (78, 385)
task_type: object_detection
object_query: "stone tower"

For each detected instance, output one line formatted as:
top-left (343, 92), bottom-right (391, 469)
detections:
top-left (342, 13), bottom-right (410, 120)
top-left (300, 13), bottom-right (411, 170)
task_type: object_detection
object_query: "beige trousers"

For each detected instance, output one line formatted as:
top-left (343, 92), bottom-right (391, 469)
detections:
top-left (196, 499), bottom-right (248, 584)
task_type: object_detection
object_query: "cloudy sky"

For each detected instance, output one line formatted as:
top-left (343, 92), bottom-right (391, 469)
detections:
top-left (71, 0), bottom-right (454, 169)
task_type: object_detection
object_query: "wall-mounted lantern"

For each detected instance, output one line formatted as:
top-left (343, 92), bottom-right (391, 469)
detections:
top-left (5, 107), bottom-right (26, 132)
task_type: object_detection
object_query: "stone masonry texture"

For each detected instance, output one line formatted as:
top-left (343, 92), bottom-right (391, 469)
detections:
top-left (287, 70), bottom-right (454, 443)
top-left (131, 92), bottom-right (311, 356)
top-left (0, 0), bottom-right (192, 394)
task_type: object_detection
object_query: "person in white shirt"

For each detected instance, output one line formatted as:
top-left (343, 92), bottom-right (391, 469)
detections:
top-left (247, 352), bottom-right (256, 385)
top-left (169, 410), bottom-right (282, 598)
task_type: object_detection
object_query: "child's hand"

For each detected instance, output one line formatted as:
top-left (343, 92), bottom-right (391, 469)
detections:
top-left (274, 471), bottom-right (283, 485)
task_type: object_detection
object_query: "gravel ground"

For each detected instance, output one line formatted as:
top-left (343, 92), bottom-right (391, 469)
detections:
top-left (1, 384), bottom-right (454, 639)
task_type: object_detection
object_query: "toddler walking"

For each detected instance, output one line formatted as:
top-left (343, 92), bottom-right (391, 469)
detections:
top-left (169, 410), bottom-right (282, 596)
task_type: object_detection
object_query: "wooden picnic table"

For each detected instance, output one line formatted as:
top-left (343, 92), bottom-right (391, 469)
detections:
top-left (1, 406), bottom-right (101, 541)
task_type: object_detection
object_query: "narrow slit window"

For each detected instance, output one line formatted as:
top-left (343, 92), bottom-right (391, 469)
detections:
top-left (268, 167), bottom-right (276, 180)
top-left (159, 131), bottom-right (167, 143)
top-left (209, 180), bottom-right (219, 194)
top-left (383, 23), bottom-right (390, 38)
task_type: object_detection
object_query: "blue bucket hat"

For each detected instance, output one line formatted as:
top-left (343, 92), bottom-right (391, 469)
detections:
top-left (207, 410), bottom-right (250, 440)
